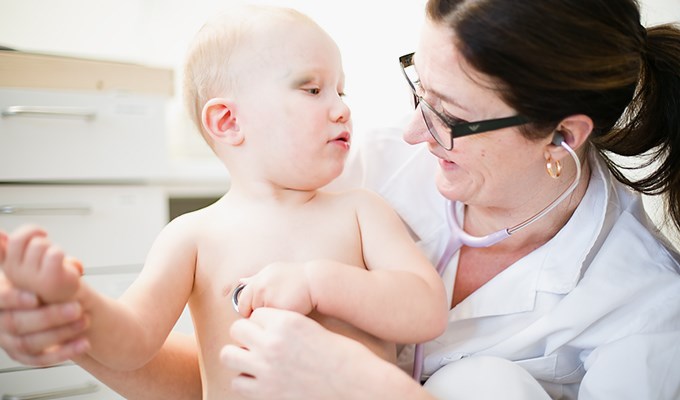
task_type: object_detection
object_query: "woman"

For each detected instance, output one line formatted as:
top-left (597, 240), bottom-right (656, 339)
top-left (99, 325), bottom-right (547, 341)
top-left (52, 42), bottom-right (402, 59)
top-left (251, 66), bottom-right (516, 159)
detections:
top-left (2, 0), bottom-right (680, 398)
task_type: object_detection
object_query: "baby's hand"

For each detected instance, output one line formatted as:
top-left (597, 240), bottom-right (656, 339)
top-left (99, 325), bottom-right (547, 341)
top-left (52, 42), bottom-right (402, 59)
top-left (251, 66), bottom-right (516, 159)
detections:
top-left (235, 262), bottom-right (315, 318)
top-left (0, 225), bottom-right (82, 303)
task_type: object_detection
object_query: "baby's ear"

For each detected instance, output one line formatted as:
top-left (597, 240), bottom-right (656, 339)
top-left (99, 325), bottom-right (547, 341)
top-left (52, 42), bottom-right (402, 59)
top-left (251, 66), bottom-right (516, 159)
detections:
top-left (201, 98), bottom-right (244, 145)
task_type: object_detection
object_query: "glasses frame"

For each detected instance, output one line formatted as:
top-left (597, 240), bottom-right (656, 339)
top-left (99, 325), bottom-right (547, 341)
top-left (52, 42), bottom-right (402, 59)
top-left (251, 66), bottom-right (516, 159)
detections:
top-left (399, 52), bottom-right (530, 150)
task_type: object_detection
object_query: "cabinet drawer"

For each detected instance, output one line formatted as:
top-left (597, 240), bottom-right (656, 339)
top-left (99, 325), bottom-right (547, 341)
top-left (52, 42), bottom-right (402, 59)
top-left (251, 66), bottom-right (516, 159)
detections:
top-left (0, 88), bottom-right (167, 181)
top-left (0, 364), bottom-right (123, 400)
top-left (0, 184), bottom-right (167, 268)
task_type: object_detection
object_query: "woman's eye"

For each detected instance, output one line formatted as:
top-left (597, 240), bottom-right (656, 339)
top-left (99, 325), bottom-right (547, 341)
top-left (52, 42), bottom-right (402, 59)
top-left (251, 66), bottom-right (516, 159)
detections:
top-left (441, 109), bottom-right (468, 125)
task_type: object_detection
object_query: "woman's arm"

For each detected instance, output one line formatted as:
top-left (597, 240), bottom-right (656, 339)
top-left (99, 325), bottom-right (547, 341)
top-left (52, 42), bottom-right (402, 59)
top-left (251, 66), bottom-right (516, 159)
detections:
top-left (75, 332), bottom-right (202, 400)
top-left (0, 275), bottom-right (202, 399)
top-left (223, 307), bottom-right (434, 400)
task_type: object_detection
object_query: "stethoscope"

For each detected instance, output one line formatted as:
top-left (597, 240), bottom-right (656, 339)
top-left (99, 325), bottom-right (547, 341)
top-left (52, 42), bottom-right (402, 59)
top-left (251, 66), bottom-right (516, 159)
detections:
top-left (411, 133), bottom-right (582, 381)
top-left (231, 134), bottom-right (582, 382)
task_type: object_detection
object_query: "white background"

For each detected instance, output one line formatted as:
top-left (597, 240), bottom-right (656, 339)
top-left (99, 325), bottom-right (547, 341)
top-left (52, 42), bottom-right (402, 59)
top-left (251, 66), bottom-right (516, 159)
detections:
top-left (2, 0), bottom-right (679, 243)
top-left (0, 0), bottom-right (428, 157)
top-left (2, 0), bottom-right (678, 157)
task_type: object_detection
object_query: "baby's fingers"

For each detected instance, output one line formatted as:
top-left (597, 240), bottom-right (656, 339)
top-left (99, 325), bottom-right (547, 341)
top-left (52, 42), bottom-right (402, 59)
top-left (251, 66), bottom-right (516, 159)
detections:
top-left (65, 257), bottom-right (84, 276)
top-left (4, 226), bottom-right (47, 271)
top-left (236, 283), bottom-right (255, 318)
top-left (0, 231), bottom-right (7, 264)
top-left (37, 247), bottom-right (80, 303)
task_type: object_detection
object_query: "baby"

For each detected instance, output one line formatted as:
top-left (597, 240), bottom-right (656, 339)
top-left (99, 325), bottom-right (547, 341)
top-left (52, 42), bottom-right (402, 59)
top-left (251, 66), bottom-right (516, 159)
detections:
top-left (0, 5), bottom-right (447, 399)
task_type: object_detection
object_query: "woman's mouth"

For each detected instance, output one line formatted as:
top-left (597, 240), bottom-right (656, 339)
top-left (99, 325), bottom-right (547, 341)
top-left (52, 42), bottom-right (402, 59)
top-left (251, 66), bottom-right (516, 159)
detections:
top-left (434, 154), bottom-right (457, 170)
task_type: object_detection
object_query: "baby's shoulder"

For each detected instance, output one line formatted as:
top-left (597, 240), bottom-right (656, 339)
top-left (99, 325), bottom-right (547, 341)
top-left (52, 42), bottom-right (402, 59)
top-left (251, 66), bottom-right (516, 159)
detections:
top-left (324, 187), bottom-right (384, 202)
top-left (322, 188), bottom-right (394, 213)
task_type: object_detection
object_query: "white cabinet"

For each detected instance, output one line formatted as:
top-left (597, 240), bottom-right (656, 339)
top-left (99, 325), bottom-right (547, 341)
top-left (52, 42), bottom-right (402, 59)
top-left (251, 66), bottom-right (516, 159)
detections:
top-left (0, 365), bottom-right (121, 400)
top-left (0, 88), bottom-right (168, 181)
top-left (0, 51), bottom-right (173, 182)
top-left (0, 51), bottom-right (177, 399)
top-left (0, 185), bottom-right (167, 268)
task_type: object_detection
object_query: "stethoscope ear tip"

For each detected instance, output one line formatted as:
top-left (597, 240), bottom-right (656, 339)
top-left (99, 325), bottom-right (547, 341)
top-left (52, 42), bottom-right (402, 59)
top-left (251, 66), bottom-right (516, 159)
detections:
top-left (552, 132), bottom-right (565, 146)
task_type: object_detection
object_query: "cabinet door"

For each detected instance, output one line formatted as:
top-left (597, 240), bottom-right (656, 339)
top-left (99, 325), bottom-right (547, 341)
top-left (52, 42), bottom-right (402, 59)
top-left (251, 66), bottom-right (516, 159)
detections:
top-left (0, 88), bottom-right (167, 181)
top-left (0, 184), bottom-right (167, 268)
top-left (0, 364), bottom-right (123, 400)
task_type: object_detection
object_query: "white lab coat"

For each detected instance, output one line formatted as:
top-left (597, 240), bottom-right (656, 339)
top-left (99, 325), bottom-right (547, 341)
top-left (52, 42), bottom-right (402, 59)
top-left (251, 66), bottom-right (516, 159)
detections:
top-left (343, 124), bottom-right (680, 399)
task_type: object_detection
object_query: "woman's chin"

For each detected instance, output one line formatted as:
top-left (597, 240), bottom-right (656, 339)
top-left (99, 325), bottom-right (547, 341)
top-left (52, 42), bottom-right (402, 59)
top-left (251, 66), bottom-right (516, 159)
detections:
top-left (435, 169), bottom-right (468, 202)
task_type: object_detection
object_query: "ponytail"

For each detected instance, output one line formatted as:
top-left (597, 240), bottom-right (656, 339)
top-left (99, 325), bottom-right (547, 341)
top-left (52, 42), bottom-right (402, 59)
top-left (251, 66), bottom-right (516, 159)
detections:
top-left (594, 24), bottom-right (680, 233)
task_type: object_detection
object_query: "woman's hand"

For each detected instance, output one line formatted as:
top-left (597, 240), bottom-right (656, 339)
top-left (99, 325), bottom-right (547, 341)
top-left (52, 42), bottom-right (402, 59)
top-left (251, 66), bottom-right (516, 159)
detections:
top-left (0, 272), bottom-right (89, 366)
top-left (221, 307), bottom-right (426, 400)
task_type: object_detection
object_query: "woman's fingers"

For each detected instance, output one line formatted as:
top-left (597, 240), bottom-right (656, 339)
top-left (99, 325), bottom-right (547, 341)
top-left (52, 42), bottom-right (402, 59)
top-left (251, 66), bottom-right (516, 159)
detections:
top-left (0, 275), bottom-right (39, 310)
top-left (0, 315), bottom-right (88, 353)
top-left (0, 301), bottom-right (88, 366)
top-left (0, 301), bottom-right (83, 336)
top-left (3, 336), bottom-right (90, 367)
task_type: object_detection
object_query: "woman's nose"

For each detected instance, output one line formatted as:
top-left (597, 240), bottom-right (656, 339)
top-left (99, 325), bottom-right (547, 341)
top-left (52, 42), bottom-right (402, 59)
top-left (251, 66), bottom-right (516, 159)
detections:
top-left (403, 109), bottom-right (432, 145)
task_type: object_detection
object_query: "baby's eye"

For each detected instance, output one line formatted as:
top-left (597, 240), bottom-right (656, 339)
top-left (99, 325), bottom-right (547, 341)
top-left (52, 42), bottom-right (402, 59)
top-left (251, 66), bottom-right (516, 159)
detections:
top-left (304, 88), bottom-right (321, 95)
top-left (338, 91), bottom-right (346, 97)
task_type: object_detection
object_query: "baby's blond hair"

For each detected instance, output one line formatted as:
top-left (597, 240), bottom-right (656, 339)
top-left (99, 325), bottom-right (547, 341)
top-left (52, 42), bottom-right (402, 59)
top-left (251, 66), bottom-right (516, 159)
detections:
top-left (182, 5), bottom-right (319, 146)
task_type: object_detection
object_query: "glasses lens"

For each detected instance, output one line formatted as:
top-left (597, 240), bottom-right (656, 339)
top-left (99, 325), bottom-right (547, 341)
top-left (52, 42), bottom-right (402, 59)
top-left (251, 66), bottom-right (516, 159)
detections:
top-left (400, 53), bottom-right (453, 150)
top-left (420, 101), bottom-right (453, 150)
top-left (401, 63), bottom-right (421, 108)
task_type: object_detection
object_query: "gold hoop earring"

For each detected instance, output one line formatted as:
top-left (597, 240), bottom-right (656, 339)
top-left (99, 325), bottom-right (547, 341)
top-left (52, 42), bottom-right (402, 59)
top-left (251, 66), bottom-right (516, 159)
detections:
top-left (546, 157), bottom-right (562, 179)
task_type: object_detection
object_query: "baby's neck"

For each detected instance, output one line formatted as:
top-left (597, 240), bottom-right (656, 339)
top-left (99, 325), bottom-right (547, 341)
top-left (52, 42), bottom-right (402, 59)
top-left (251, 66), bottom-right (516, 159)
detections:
top-left (226, 182), bottom-right (321, 207)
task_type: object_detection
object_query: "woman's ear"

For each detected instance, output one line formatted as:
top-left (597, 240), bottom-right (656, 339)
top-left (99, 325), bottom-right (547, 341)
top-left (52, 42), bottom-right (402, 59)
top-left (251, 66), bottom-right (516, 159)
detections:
top-left (202, 98), bottom-right (244, 145)
top-left (545, 114), bottom-right (593, 161)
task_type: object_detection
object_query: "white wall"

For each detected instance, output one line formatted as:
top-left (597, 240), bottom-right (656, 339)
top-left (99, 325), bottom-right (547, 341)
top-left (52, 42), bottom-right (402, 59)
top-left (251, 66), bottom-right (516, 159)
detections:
top-left (1, 0), bottom-right (679, 243)
top-left (1, 0), bottom-right (678, 156)
top-left (0, 0), bottom-right (426, 157)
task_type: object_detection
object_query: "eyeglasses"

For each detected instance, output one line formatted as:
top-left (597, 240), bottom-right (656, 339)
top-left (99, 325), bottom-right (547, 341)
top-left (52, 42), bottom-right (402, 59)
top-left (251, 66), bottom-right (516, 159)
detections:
top-left (399, 52), bottom-right (530, 150)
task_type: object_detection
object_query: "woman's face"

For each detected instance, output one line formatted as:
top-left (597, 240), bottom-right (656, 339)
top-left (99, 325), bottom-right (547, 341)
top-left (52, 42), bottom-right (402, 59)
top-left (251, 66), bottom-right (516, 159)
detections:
top-left (403, 20), bottom-right (549, 209)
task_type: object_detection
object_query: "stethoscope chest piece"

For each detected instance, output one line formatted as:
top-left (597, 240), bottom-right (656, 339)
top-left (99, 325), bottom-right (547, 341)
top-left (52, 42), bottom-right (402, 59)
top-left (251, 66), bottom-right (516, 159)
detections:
top-left (231, 283), bottom-right (246, 313)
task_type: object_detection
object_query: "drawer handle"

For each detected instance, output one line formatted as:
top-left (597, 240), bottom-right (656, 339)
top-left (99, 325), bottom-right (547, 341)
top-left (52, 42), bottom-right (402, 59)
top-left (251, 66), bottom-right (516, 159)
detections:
top-left (0, 204), bottom-right (92, 216)
top-left (1, 106), bottom-right (96, 121)
top-left (2, 381), bottom-right (99, 400)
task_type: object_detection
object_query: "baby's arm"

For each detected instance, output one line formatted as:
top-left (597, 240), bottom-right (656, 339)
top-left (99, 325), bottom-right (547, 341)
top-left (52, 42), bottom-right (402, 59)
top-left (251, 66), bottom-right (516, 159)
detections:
top-left (78, 217), bottom-right (197, 370)
top-left (237, 190), bottom-right (447, 344)
top-left (307, 190), bottom-right (448, 343)
top-left (0, 219), bottom-right (197, 371)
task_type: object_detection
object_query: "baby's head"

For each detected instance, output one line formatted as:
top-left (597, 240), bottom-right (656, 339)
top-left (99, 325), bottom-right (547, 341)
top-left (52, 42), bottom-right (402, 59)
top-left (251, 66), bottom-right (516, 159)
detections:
top-left (182, 5), bottom-right (352, 190)
top-left (183, 5), bottom-right (338, 144)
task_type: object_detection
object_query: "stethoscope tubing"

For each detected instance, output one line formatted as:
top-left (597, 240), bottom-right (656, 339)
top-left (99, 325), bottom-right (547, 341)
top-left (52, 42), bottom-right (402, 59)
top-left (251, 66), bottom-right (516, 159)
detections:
top-left (411, 137), bottom-right (581, 381)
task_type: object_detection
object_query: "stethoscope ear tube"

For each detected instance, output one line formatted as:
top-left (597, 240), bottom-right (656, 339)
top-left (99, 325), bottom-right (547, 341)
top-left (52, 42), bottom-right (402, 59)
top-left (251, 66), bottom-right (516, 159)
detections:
top-left (445, 138), bottom-right (581, 247)
top-left (414, 138), bottom-right (581, 381)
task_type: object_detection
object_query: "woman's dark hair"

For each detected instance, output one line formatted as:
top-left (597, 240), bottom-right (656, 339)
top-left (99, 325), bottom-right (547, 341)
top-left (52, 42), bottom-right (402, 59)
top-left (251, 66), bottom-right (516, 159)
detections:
top-left (426, 0), bottom-right (680, 233)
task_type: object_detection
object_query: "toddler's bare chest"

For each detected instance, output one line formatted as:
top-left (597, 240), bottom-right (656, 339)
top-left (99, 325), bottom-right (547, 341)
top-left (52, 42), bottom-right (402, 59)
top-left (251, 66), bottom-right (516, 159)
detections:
top-left (195, 210), bottom-right (365, 284)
